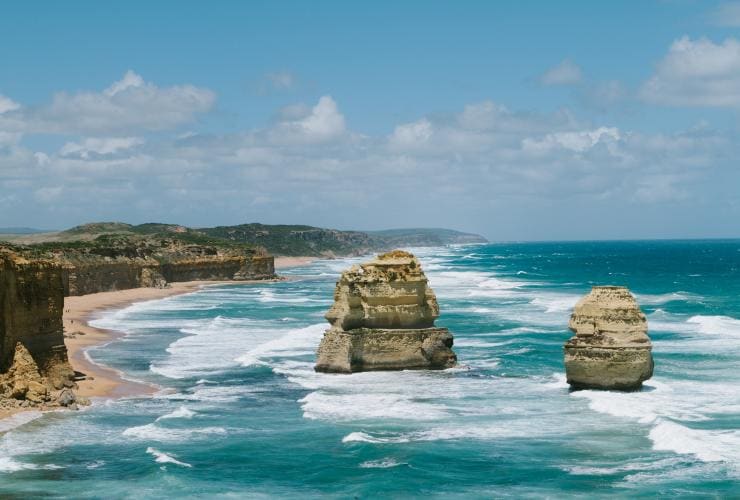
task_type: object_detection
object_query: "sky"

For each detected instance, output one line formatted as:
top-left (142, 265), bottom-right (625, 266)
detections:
top-left (1, 1), bottom-right (740, 241)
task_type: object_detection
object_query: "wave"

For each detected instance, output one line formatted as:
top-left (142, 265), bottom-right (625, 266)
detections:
top-left (156, 406), bottom-right (196, 421)
top-left (649, 420), bottom-right (740, 464)
top-left (686, 315), bottom-right (740, 338)
top-left (342, 423), bottom-right (536, 444)
top-left (572, 379), bottom-right (740, 464)
top-left (235, 323), bottom-right (325, 367)
top-left (636, 291), bottom-right (702, 305)
top-left (529, 294), bottom-right (580, 313)
top-left (0, 410), bottom-right (44, 434)
top-left (122, 423), bottom-right (226, 442)
top-left (146, 447), bottom-right (192, 468)
top-left (359, 458), bottom-right (407, 468)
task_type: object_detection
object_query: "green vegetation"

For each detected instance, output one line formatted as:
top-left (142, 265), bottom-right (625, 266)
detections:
top-left (1, 222), bottom-right (487, 257)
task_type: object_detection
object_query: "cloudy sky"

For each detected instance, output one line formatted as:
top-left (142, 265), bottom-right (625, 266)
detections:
top-left (1, 1), bottom-right (740, 240)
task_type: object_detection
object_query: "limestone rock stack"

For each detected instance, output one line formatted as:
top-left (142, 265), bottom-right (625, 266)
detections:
top-left (315, 250), bottom-right (456, 373)
top-left (564, 286), bottom-right (653, 390)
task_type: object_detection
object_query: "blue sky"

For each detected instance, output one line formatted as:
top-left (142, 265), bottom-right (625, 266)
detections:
top-left (1, 1), bottom-right (740, 240)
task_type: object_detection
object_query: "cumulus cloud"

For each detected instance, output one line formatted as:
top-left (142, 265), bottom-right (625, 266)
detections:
top-left (522, 127), bottom-right (621, 153)
top-left (268, 95), bottom-right (346, 144)
top-left (0, 70), bottom-right (215, 134)
top-left (0, 95), bottom-right (20, 114)
top-left (59, 137), bottom-right (145, 158)
top-left (0, 80), bottom-right (733, 236)
top-left (641, 36), bottom-right (740, 107)
top-left (540, 59), bottom-right (583, 86)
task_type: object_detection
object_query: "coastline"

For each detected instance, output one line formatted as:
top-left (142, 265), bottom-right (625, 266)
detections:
top-left (1, 257), bottom-right (320, 426)
top-left (63, 282), bottom-right (209, 401)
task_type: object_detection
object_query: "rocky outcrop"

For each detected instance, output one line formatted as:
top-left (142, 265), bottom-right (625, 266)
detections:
top-left (564, 286), bottom-right (653, 390)
top-left (315, 250), bottom-right (456, 373)
top-left (0, 248), bottom-right (81, 412)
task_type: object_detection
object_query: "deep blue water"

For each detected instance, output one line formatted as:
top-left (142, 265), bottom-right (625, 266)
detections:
top-left (1, 241), bottom-right (739, 498)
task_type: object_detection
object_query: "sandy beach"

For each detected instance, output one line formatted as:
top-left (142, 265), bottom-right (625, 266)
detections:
top-left (66, 256), bottom-right (318, 399)
top-left (63, 282), bottom-right (209, 400)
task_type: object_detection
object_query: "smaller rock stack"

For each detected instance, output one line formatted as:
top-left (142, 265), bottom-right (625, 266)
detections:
top-left (315, 250), bottom-right (456, 373)
top-left (564, 286), bottom-right (653, 390)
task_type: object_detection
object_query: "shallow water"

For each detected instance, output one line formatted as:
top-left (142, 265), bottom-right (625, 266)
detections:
top-left (1, 241), bottom-right (739, 498)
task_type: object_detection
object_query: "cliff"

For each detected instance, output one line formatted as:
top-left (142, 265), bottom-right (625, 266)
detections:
top-left (0, 248), bottom-right (80, 412)
top-left (315, 250), bottom-right (456, 373)
top-left (564, 286), bottom-right (654, 390)
top-left (25, 234), bottom-right (275, 296)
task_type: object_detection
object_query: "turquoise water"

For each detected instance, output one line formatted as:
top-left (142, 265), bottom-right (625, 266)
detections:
top-left (1, 241), bottom-right (739, 498)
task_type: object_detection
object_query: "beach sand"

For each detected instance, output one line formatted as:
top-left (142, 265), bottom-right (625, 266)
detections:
top-left (63, 282), bottom-right (208, 400)
top-left (1, 256), bottom-right (319, 424)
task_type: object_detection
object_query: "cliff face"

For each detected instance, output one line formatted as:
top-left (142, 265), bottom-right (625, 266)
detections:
top-left (0, 248), bottom-right (79, 411)
top-left (316, 250), bottom-right (456, 373)
top-left (37, 236), bottom-right (276, 296)
top-left (564, 286), bottom-right (653, 390)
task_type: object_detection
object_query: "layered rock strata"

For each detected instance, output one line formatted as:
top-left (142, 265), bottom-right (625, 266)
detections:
top-left (315, 250), bottom-right (456, 373)
top-left (565, 286), bottom-right (653, 390)
top-left (0, 248), bottom-right (81, 412)
top-left (39, 237), bottom-right (276, 296)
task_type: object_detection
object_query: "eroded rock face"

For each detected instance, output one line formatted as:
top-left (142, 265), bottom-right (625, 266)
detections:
top-left (564, 286), bottom-right (653, 390)
top-left (316, 250), bottom-right (456, 373)
top-left (0, 248), bottom-right (81, 412)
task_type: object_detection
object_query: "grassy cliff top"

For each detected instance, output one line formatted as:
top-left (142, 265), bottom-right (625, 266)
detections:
top-left (1, 222), bottom-right (488, 257)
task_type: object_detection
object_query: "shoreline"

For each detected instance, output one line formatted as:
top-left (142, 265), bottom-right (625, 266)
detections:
top-left (1, 257), bottom-right (320, 426)
top-left (63, 282), bottom-right (210, 401)
top-left (64, 276), bottom-right (293, 400)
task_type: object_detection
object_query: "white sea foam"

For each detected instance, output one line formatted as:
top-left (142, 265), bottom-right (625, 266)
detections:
top-left (648, 421), bottom-right (740, 464)
top-left (156, 406), bottom-right (196, 421)
top-left (529, 293), bottom-right (580, 313)
top-left (0, 411), bottom-right (43, 434)
top-left (146, 447), bottom-right (192, 468)
top-left (686, 315), bottom-right (740, 338)
top-left (573, 378), bottom-right (740, 464)
top-left (299, 391), bottom-right (450, 421)
top-left (123, 423), bottom-right (226, 442)
top-left (636, 291), bottom-right (702, 305)
top-left (359, 458), bottom-right (406, 468)
top-left (235, 323), bottom-right (325, 367)
top-left (342, 424), bottom-right (537, 444)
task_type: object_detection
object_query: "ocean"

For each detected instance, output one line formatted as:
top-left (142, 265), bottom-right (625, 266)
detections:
top-left (1, 241), bottom-right (738, 498)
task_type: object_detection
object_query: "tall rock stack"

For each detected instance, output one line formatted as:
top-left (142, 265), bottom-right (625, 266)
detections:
top-left (564, 286), bottom-right (653, 390)
top-left (315, 250), bottom-right (457, 373)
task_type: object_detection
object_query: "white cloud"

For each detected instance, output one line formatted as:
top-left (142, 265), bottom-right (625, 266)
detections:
top-left (0, 92), bottom-right (731, 235)
top-left (0, 71), bottom-right (215, 134)
top-left (269, 95), bottom-right (346, 144)
top-left (540, 59), bottom-right (583, 86)
top-left (104, 70), bottom-right (145, 96)
top-left (60, 137), bottom-right (145, 158)
top-left (522, 127), bottom-right (621, 153)
top-left (0, 95), bottom-right (20, 114)
top-left (389, 118), bottom-right (433, 149)
top-left (641, 36), bottom-right (740, 107)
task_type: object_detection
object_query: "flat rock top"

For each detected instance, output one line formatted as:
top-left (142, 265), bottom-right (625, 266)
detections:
top-left (343, 250), bottom-right (427, 284)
